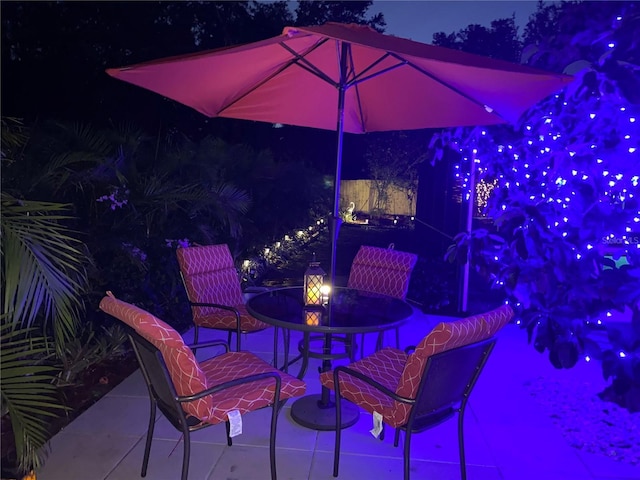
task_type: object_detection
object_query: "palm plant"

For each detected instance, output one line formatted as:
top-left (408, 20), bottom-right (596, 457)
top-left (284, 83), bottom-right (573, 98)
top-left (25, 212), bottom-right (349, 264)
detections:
top-left (0, 320), bottom-right (65, 474)
top-left (1, 118), bottom-right (90, 474)
top-left (2, 193), bottom-right (88, 343)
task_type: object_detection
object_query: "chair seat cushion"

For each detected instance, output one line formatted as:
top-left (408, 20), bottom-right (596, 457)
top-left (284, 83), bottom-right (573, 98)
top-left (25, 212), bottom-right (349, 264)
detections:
top-left (196, 303), bottom-right (270, 332)
top-left (200, 351), bottom-right (306, 424)
top-left (320, 347), bottom-right (408, 426)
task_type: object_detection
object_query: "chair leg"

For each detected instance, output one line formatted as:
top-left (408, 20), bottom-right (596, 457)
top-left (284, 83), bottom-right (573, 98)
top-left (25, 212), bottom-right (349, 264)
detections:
top-left (181, 430), bottom-right (191, 480)
top-left (394, 428), bottom-right (401, 448)
top-left (347, 334), bottom-right (357, 361)
top-left (273, 326), bottom-right (279, 368)
top-left (375, 331), bottom-right (384, 352)
top-left (141, 398), bottom-right (157, 477)
top-left (372, 328), bottom-right (400, 352)
top-left (192, 326), bottom-right (200, 354)
top-left (458, 411), bottom-right (467, 480)
top-left (283, 329), bottom-right (290, 373)
top-left (333, 386), bottom-right (342, 477)
top-left (298, 332), bottom-right (310, 379)
top-left (225, 420), bottom-right (232, 446)
top-left (269, 400), bottom-right (280, 480)
top-left (403, 429), bottom-right (412, 480)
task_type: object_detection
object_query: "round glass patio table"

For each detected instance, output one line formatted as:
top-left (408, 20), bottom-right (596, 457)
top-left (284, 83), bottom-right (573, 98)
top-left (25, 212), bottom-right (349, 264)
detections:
top-left (246, 286), bottom-right (413, 430)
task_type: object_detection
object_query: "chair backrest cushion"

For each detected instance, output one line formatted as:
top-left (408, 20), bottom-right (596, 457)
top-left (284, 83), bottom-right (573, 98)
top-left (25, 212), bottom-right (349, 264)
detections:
top-left (176, 244), bottom-right (245, 320)
top-left (482, 304), bottom-right (514, 336)
top-left (347, 245), bottom-right (417, 300)
top-left (99, 292), bottom-right (213, 420)
top-left (392, 305), bottom-right (513, 425)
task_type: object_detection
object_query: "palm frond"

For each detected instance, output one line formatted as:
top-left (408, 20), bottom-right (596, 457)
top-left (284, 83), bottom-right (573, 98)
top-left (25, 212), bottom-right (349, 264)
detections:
top-left (1, 193), bottom-right (88, 341)
top-left (0, 320), bottom-right (65, 472)
top-left (55, 121), bottom-right (114, 158)
top-left (138, 173), bottom-right (204, 203)
top-left (1, 117), bottom-right (28, 161)
top-left (207, 183), bottom-right (252, 239)
top-left (211, 183), bottom-right (251, 215)
top-left (29, 150), bottom-right (104, 194)
top-left (110, 120), bottom-right (148, 152)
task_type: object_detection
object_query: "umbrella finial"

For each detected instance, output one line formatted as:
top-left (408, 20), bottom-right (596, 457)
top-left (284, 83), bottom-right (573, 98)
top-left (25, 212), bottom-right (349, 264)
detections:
top-left (283, 26), bottom-right (300, 38)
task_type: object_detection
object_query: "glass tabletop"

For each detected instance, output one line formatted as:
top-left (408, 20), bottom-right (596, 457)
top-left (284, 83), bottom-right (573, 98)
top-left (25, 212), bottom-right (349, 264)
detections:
top-left (246, 286), bottom-right (413, 334)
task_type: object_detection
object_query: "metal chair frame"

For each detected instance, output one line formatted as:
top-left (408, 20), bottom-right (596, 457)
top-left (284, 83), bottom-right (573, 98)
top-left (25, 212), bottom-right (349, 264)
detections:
top-left (126, 327), bottom-right (284, 480)
top-left (346, 246), bottom-right (417, 359)
top-left (332, 337), bottom-right (496, 480)
top-left (183, 298), bottom-right (244, 351)
top-left (176, 244), bottom-right (289, 368)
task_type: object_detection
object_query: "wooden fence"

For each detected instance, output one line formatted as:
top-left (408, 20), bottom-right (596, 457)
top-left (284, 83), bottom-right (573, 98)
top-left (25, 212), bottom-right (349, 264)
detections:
top-left (340, 179), bottom-right (416, 216)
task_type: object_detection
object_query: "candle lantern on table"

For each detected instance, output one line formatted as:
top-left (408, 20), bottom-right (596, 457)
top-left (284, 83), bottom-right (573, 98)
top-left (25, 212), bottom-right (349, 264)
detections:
top-left (304, 256), bottom-right (325, 306)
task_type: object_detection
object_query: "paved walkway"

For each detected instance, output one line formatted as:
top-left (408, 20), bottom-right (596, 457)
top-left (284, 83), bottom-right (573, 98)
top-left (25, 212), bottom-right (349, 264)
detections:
top-left (38, 309), bottom-right (639, 479)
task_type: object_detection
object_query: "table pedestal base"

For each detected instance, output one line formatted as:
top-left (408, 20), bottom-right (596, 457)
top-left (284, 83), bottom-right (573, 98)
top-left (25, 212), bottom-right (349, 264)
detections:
top-left (290, 394), bottom-right (359, 431)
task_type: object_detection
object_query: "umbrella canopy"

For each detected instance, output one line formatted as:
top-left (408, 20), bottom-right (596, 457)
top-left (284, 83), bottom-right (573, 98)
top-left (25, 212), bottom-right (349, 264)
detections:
top-left (108, 22), bottom-right (571, 132)
top-left (107, 22), bottom-right (573, 288)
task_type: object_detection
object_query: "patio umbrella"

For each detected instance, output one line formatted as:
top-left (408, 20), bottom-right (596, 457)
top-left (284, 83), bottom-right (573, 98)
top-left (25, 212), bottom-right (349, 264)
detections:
top-left (107, 22), bottom-right (572, 292)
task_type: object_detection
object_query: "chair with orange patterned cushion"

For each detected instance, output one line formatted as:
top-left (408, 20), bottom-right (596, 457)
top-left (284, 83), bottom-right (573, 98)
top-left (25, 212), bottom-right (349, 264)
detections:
top-left (176, 244), bottom-right (275, 355)
top-left (346, 245), bottom-right (418, 356)
top-left (99, 292), bottom-right (306, 480)
top-left (319, 304), bottom-right (513, 480)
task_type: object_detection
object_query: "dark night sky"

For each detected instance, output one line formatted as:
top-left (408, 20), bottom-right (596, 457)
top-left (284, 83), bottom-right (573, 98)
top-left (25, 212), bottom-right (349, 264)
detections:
top-left (375, 0), bottom-right (540, 43)
top-left (259, 0), bottom-right (542, 42)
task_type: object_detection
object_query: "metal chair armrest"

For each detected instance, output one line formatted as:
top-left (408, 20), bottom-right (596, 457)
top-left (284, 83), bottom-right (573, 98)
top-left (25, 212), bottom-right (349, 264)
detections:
top-left (185, 340), bottom-right (230, 354)
top-left (334, 366), bottom-right (414, 405)
top-left (404, 345), bottom-right (416, 354)
top-left (189, 302), bottom-right (237, 312)
top-left (189, 302), bottom-right (242, 350)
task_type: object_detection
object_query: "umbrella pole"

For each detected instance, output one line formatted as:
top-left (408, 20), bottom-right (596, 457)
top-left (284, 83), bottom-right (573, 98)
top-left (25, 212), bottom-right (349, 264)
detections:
top-left (329, 42), bottom-right (349, 289)
top-left (329, 116), bottom-right (345, 289)
top-left (319, 42), bottom-right (349, 411)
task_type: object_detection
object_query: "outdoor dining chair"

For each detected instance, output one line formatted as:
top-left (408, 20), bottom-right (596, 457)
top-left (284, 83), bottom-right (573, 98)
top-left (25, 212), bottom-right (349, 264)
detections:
top-left (99, 291), bottom-right (306, 480)
top-left (346, 244), bottom-right (418, 357)
top-left (319, 304), bottom-right (514, 480)
top-left (177, 244), bottom-right (288, 365)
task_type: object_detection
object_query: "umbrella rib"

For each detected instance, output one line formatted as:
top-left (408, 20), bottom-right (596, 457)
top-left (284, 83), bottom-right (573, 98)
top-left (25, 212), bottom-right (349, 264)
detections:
top-left (348, 59), bottom-right (407, 87)
top-left (344, 51), bottom-right (408, 132)
top-left (387, 52), bottom-right (506, 120)
top-left (344, 44), bottom-right (366, 133)
top-left (279, 41), bottom-right (338, 87)
top-left (346, 52), bottom-right (402, 86)
top-left (218, 39), bottom-right (335, 115)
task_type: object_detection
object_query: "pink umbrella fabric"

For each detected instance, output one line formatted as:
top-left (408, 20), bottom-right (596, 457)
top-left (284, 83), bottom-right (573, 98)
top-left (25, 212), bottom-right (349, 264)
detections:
top-left (107, 22), bottom-right (571, 133)
top-left (107, 22), bottom-right (573, 282)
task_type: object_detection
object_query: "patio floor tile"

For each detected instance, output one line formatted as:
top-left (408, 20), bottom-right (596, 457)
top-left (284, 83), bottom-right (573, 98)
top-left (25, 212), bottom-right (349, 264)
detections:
top-left (59, 395), bottom-right (152, 437)
top-left (34, 312), bottom-right (633, 480)
top-left (308, 451), bottom-right (502, 480)
top-left (206, 445), bottom-right (313, 480)
top-left (105, 437), bottom-right (224, 480)
top-left (38, 432), bottom-right (140, 480)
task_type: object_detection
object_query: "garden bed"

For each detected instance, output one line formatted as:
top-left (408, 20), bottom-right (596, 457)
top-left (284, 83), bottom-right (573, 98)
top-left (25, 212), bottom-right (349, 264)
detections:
top-left (257, 222), bottom-right (501, 316)
top-left (526, 376), bottom-right (640, 466)
top-left (1, 351), bottom-right (138, 479)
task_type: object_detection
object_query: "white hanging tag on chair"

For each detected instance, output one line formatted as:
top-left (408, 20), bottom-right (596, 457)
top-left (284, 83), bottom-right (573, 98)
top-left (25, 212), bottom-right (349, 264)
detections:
top-left (370, 411), bottom-right (383, 438)
top-left (228, 409), bottom-right (243, 437)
